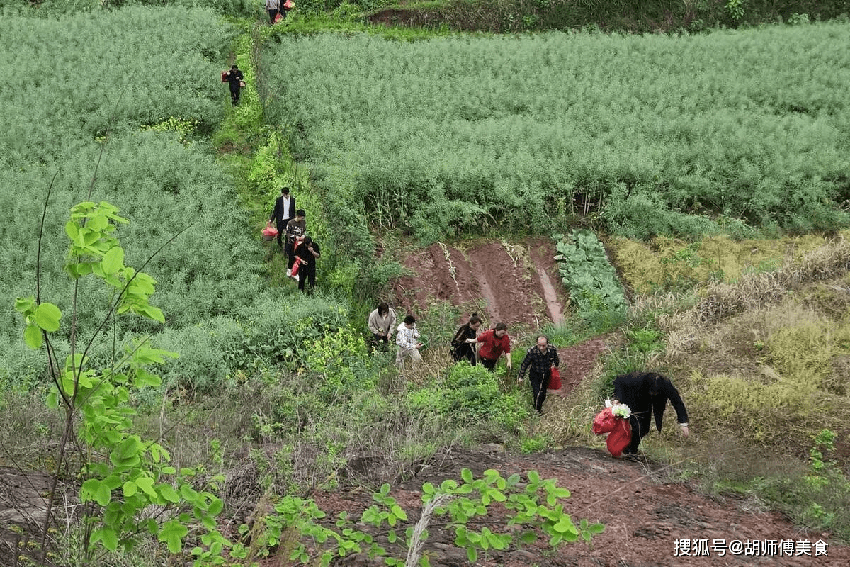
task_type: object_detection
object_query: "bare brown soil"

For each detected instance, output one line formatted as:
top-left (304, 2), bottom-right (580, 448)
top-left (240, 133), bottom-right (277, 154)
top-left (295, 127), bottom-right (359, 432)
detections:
top-left (392, 238), bottom-right (569, 330)
top-left (310, 445), bottom-right (850, 567)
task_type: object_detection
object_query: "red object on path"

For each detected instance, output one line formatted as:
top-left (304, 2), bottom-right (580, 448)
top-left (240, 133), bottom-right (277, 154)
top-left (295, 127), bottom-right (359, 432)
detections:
top-left (262, 222), bottom-right (279, 241)
top-left (283, 0), bottom-right (294, 9)
top-left (547, 367), bottom-right (562, 391)
top-left (592, 407), bottom-right (632, 457)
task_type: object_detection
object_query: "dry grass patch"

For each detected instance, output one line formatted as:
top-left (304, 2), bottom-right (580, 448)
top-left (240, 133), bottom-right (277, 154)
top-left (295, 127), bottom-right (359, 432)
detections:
top-left (663, 296), bottom-right (850, 454)
top-left (608, 234), bottom-right (829, 295)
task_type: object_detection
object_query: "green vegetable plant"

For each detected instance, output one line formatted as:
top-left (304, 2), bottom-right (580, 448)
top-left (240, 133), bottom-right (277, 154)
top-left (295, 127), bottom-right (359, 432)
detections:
top-left (15, 200), bottom-right (232, 564)
top-left (554, 230), bottom-right (626, 330)
top-left (251, 468), bottom-right (604, 566)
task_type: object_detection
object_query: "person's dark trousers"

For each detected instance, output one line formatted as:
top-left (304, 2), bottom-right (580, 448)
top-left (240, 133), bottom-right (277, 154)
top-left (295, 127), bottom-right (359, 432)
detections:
top-left (298, 265), bottom-right (316, 293)
top-left (529, 371), bottom-right (549, 413)
top-left (230, 85), bottom-right (240, 106)
top-left (268, 9), bottom-right (278, 23)
top-left (481, 357), bottom-right (497, 371)
top-left (276, 217), bottom-right (291, 248)
top-left (623, 413), bottom-right (651, 454)
top-left (287, 242), bottom-right (297, 270)
top-left (453, 345), bottom-right (476, 365)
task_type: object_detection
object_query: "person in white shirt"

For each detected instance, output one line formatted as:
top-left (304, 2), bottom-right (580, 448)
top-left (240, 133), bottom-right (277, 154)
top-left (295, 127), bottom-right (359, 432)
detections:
top-left (395, 315), bottom-right (422, 368)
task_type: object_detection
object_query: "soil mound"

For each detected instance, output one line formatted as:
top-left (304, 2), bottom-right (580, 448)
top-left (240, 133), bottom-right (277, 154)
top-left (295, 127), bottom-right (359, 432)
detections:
top-left (393, 238), bottom-right (568, 329)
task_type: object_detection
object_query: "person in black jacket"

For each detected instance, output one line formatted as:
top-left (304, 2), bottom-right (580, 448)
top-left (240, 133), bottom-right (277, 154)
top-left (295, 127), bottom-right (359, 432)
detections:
top-left (295, 235), bottom-right (320, 293)
top-left (517, 335), bottom-right (560, 414)
top-left (612, 371), bottom-right (690, 455)
top-left (269, 186), bottom-right (295, 250)
top-left (451, 313), bottom-right (482, 365)
top-left (225, 64), bottom-right (244, 106)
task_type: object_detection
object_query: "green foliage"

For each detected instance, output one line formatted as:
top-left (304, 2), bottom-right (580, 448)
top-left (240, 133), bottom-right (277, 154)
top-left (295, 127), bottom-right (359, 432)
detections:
top-left (15, 202), bottom-right (226, 561)
top-left (407, 362), bottom-right (530, 430)
top-left (555, 230), bottom-right (627, 327)
top-left (251, 468), bottom-right (602, 565)
top-left (263, 26), bottom-right (850, 242)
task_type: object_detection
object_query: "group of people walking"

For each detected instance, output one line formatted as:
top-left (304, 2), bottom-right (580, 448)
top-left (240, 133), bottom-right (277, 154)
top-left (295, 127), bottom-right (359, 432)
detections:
top-left (370, 306), bottom-right (691, 454)
top-left (269, 186), bottom-right (319, 293)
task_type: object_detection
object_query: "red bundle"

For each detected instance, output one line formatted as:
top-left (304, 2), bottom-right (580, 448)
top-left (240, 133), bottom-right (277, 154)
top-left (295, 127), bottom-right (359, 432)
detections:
top-left (262, 222), bottom-right (279, 241)
top-left (547, 367), bottom-right (562, 392)
top-left (291, 256), bottom-right (303, 277)
top-left (592, 408), bottom-right (632, 457)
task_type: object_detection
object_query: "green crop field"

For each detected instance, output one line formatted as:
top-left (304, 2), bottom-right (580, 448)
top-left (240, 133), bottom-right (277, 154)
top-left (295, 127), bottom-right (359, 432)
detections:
top-left (0, 7), bottom-right (350, 390)
top-left (265, 24), bottom-right (850, 242)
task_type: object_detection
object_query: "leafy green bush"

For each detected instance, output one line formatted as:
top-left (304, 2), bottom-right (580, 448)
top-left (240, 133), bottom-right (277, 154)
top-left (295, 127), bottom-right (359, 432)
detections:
top-left (407, 362), bottom-right (530, 431)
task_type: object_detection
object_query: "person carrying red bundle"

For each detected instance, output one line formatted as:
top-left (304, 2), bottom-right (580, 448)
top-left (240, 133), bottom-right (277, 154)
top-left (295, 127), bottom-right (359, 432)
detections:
top-left (517, 335), bottom-right (560, 414)
top-left (612, 371), bottom-right (690, 456)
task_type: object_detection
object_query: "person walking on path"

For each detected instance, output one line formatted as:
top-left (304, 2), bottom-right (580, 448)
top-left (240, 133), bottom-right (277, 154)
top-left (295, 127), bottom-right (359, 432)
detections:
top-left (225, 64), bottom-right (244, 106)
top-left (269, 186), bottom-right (295, 251)
top-left (368, 302), bottom-right (397, 346)
top-left (476, 322), bottom-right (511, 372)
top-left (294, 235), bottom-right (320, 293)
top-left (265, 0), bottom-right (280, 24)
top-left (395, 315), bottom-right (422, 369)
top-left (285, 209), bottom-right (306, 276)
top-left (612, 371), bottom-right (690, 455)
top-left (517, 335), bottom-right (560, 414)
top-left (451, 313), bottom-right (482, 365)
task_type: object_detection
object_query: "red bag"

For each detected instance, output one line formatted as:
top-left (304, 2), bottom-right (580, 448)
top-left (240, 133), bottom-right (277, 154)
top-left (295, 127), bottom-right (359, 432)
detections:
top-left (592, 408), bottom-right (632, 457)
top-left (291, 256), bottom-right (302, 277)
top-left (283, 0), bottom-right (294, 9)
top-left (220, 71), bottom-right (228, 83)
top-left (547, 367), bottom-right (562, 391)
top-left (262, 222), bottom-right (279, 241)
top-left (274, 12), bottom-right (283, 23)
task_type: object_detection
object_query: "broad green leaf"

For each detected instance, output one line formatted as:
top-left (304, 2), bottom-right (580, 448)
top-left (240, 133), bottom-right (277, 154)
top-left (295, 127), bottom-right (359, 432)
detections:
top-left (33, 303), bottom-right (61, 332)
top-left (208, 498), bottom-right (223, 516)
top-left (180, 483), bottom-right (199, 501)
top-left (91, 527), bottom-right (118, 551)
top-left (157, 483), bottom-right (180, 503)
top-left (461, 468), bottom-right (473, 483)
top-left (589, 522), bottom-right (605, 534)
top-left (102, 246), bottom-right (124, 274)
top-left (466, 546), bottom-right (477, 563)
top-left (94, 483), bottom-right (111, 506)
top-left (553, 517), bottom-right (577, 534)
top-left (135, 476), bottom-right (157, 498)
top-left (390, 505), bottom-right (407, 522)
top-left (64, 220), bottom-right (79, 242)
top-left (25, 324), bottom-right (42, 349)
top-left (14, 296), bottom-right (35, 315)
top-left (123, 481), bottom-right (138, 497)
top-left (134, 369), bottom-right (162, 388)
top-left (159, 520), bottom-right (188, 554)
top-left (45, 389), bottom-right (59, 408)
